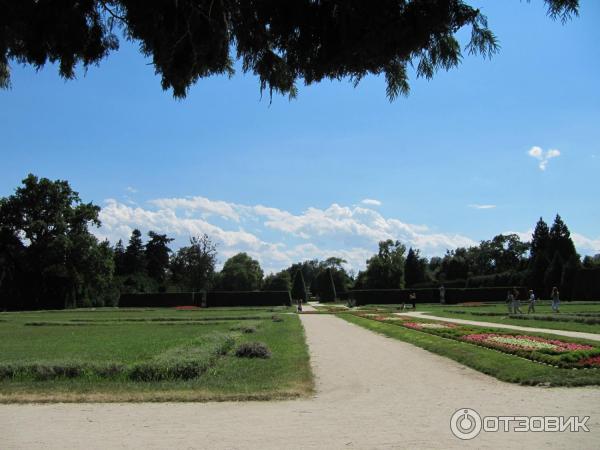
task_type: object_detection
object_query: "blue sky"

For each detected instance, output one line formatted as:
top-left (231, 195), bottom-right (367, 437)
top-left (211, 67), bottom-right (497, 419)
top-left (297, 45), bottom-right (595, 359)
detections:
top-left (1, 1), bottom-right (599, 273)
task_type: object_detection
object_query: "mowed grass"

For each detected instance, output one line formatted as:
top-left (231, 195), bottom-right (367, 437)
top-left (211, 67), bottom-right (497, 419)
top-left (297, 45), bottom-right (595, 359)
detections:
top-left (356, 302), bottom-right (600, 334)
top-left (0, 307), bottom-right (313, 403)
top-left (341, 313), bottom-right (600, 386)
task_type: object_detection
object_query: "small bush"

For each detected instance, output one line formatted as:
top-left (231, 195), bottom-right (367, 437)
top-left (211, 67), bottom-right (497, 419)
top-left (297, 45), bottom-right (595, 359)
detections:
top-left (230, 325), bottom-right (257, 333)
top-left (235, 342), bottom-right (272, 359)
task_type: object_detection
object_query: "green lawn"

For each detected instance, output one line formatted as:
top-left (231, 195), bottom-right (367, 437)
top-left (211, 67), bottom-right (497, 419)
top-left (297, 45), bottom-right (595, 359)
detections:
top-left (0, 307), bottom-right (313, 402)
top-left (340, 313), bottom-right (600, 386)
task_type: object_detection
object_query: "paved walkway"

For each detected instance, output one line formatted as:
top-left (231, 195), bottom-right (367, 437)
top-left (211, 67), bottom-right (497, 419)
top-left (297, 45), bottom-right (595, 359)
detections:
top-left (1, 314), bottom-right (599, 449)
top-left (397, 311), bottom-right (600, 342)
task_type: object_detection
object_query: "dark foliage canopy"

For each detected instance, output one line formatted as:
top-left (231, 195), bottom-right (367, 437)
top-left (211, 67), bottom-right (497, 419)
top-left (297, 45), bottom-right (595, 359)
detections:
top-left (1, 1), bottom-right (578, 99)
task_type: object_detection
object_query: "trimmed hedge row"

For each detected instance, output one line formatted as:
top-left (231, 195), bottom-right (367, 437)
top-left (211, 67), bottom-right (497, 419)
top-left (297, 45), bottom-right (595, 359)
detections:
top-left (572, 268), bottom-right (600, 301)
top-left (118, 291), bottom-right (291, 308)
top-left (206, 291), bottom-right (291, 307)
top-left (349, 287), bottom-right (526, 306)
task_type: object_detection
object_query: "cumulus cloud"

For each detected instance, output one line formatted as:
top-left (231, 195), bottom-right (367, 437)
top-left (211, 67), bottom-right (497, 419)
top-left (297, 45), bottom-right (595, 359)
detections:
top-left (468, 204), bottom-right (496, 210)
top-left (125, 186), bottom-right (138, 193)
top-left (361, 198), bottom-right (382, 206)
top-left (95, 196), bottom-right (479, 273)
top-left (95, 195), bottom-right (600, 273)
top-left (528, 146), bottom-right (561, 171)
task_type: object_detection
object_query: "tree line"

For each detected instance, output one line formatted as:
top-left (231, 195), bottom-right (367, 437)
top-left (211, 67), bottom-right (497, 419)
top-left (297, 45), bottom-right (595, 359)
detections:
top-left (1, 175), bottom-right (597, 310)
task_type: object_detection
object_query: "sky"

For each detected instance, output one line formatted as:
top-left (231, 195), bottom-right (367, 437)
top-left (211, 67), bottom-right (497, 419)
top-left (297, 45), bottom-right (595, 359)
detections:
top-left (1, 1), bottom-right (599, 274)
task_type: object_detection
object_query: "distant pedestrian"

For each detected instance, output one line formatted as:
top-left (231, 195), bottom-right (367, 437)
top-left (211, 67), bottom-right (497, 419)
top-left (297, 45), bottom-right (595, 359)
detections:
top-left (410, 292), bottom-right (417, 310)
top-left (527, 290), bottom-right (536, 314)
top-left (506, 290), bottom-right (514, 314)
top-left (297, 298), bottom-right (303, 313)
top-left (439, 285), bottom-right (446, 305)
top-left (551, 286), bottom-right (560, 313)
top-left (512, 288), bottom-right (523, 314)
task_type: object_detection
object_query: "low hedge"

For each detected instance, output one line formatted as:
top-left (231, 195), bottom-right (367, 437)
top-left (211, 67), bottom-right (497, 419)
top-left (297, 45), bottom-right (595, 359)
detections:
top-left (206, 291), bottom-right (291, 307)
top-left (349, 287), bottom-right (526, 306)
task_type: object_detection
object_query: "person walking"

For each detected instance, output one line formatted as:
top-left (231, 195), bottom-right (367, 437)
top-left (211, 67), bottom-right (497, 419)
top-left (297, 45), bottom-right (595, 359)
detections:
top-left (512, 288), bottom-right (523, 314)
top-left (551, 286), bottom-right (560, 313)
top-left (297, 298), bottom-right (303, 313)
top-left (410, 292), bottom-right (417, 310)
top-left (527, 290), bottom-right (536, 314)
top-left (506, 290), bottom-right (514, 314)
top-left (439, 285), bottom-right (446, 305)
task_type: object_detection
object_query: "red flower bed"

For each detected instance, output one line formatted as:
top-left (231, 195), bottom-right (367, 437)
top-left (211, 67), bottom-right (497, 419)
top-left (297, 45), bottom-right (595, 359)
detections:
top-left (578, 355), bottom-right (600, 367)
top-left (174, 305), bottom-right (200, 310)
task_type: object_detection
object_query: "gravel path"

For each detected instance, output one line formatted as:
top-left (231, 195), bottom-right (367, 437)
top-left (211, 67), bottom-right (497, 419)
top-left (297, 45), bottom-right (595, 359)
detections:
top-left (398, 311), bottom-right (600, 341)
top-left (1, 314), bottom-right (599, 449)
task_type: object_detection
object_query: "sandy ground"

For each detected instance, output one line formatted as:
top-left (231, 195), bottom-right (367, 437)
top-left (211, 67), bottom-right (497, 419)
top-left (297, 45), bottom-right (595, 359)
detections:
top-left (399, 311), bottom-right (600, 341)
top-left (1, 314), bottom-right (599, 449)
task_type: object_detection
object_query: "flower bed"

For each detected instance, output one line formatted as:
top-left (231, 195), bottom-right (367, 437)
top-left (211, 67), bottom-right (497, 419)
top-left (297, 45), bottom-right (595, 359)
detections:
top-left (578, 355), bottom-right (600, 367)
top-left (353, 312), bottom-right (600, 369)
top-left (462, 333), bottom-right (594, 353)
top-left (403, 321), bottom-right (457, 330)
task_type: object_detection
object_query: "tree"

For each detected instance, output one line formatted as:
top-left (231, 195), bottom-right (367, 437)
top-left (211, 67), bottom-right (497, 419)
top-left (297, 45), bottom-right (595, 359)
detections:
top-left (145, 231), bottom-right (174, 285)
top-left (528, 217), bottom-right (551, 290)
top-left (285, 259), bottom-right (321, 293)
top-left (220, 252), bottom-right (263, 291)
top-left (1, 1), bottom-right (578, 99)
top-left (404, 247), bottom-right (427, 287)
top-left (113, 239), bottom-right (126, 276)
top-left (291, 270), bottom-right (307, 303)
top-left (363, 240), bottom-right (406, 289)
top-left (0, 174), bottom-right (114, 309)
top-left (170, 234), bottom-right (217, 291)
top-left (311, 267), bottom-right (338, 302)
top-left (548, 214), bottom-right (577, 262)
top-left (582, 254), bottom-right (600, 268)
top-left (263, 271), bottom-right (292, 291)
top-left (123, 229), bottom-right (145, 275)
top-left (440, 248), bottom-right (469, 281)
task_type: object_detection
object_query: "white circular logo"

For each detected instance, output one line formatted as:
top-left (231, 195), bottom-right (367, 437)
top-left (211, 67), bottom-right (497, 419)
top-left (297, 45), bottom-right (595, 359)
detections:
top-left (450, 408), bottom-right (482, 440)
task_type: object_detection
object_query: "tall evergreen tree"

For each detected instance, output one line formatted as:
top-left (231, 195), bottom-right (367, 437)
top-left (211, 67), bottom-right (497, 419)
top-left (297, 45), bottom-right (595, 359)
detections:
top-left (404, 247), bottom-right (427, 287)
top-left (530, 217), bottom-right (550, 260)
top-left (145, 231), bottom-right (173, 285)
top-left (549, 214), bottom-right (577, 262)
top-left (291, 270), bottom-right (307, 303)
top-left (528, 217), bottom-right (551, 290)
top-left (113, 239), bottom-right (126, 276)
top-left (123, 229), bottom-right (145, 275)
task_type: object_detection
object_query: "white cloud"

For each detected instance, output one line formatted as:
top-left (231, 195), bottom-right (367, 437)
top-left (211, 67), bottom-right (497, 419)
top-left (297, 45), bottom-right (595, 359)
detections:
top-left (96, 196), bottom-right (480, 273)
top-left (126, 186), bottom-right (138, 193)
top-left (361, 198), bottom-right (382, 206)
top-left (572, 233), bottom-right (600, 256)
top-left (96, 195), bottom-right (600, 273)
top-left (468, 204), bottom-right (496, 209)
top-left (528, 146), bottom-right (561, 171)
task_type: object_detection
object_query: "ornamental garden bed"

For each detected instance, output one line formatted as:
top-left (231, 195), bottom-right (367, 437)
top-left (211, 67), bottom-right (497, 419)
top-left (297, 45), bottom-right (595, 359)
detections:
top-left (352, 313), bottom-right (600, 369)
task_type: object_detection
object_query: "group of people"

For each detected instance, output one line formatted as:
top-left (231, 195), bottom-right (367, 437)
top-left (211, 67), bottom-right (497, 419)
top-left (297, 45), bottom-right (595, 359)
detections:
top-left (507, 286), bottom-right (560, 314)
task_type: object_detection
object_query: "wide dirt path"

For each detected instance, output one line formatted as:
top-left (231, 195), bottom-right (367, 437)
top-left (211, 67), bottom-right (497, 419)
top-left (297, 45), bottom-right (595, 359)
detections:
top-left (399, 311), bottom-right (600, 341)
top-left (1, 314), bottom-right (599, 449)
